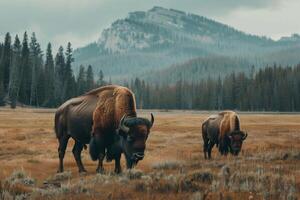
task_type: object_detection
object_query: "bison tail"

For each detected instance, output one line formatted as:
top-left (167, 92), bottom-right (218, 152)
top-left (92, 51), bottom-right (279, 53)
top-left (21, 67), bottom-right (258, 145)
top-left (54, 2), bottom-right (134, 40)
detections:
top-left (89, 137), bottom-right (99, 161)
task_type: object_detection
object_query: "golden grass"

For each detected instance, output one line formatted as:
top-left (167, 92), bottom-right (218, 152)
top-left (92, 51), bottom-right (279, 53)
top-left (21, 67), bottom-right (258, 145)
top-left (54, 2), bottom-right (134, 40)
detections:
top-left (0, 108), bottom-right (299, 199)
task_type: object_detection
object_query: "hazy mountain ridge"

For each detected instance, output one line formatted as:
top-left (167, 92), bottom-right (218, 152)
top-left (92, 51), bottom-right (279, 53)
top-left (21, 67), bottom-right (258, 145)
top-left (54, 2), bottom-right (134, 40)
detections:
top-left (143, 56), bottom-right (252, 84)
top-left (73, 6), bottom-right (300, 82)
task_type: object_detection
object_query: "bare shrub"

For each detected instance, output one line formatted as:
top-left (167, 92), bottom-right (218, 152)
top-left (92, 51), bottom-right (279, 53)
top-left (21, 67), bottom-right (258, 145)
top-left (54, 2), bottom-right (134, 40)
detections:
top-left (92, 173), bottom-right (116, 185)
top-left (124, 169), bottom-right (144, 180)
top-left (227, 166), bottom-right (297, 199)
top-left (71, 179), bottom-right (89, 194)
top-left (152, 160), bottom-right (184, 170)
top-left (134, 175), bottom-right (153, 192)
top-left (211, 180), bottom-right (220, 192)
top-left (151, 175), bottom-right (180, 192)
top-left (46, 171), bottom-right (72, 183)
top-left (31, 184), bottom-right (70, 198)
top-left (134, 173), bottom-right (182, 193)
top-left (186, 170), bottom-right (214, 184)
top-left (32, 179), bottom-right (91, 199)
top-left (229, 171), bottom-right (257, 192)
top-left (256, 149), bottom-right (300, 161)
top-left (0, 190), bottom-right (14, 200)
top-left (190, 192), bottom-right (204, 200)
top-left (179, 170), bottom-right (214, 192)
top-left (1, 170), bottom-right (35, 199)
top-left (287, 184), bottom-right (297, 200)
top-left (218, 165), bottom-right (231, 189)
top-left (5, 170), bottom-right (35, 186)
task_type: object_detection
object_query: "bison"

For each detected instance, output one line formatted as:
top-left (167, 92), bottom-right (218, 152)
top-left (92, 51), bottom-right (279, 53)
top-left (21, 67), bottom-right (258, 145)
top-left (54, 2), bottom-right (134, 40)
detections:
top-left (202, 111), bottom-right (247, 159)
top-left (55, 85), bottom-right (154, 173)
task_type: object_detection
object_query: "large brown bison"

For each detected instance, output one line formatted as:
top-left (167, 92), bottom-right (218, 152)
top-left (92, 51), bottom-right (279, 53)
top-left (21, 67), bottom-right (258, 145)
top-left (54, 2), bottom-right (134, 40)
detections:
top-left (202, 111), bottom-right (247, 159)
top-left (55, 85), bottom-right (154, 173)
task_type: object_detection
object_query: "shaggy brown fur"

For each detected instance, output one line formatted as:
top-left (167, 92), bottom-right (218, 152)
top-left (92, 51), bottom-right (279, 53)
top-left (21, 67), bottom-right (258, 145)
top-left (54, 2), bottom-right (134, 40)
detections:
top-left (202, 111), bottom-right (246, 159)
top-left (218, 111), bottom-right (240, 141)
top-left (90, 85), bottom-right (137, 137)
top-left (55, 85), bottom-right (153, 173)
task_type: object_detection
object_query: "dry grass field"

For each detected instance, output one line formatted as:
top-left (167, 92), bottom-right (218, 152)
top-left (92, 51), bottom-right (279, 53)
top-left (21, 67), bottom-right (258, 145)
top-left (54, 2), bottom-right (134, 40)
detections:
top-left (0, 108), bottom-right (299, 200)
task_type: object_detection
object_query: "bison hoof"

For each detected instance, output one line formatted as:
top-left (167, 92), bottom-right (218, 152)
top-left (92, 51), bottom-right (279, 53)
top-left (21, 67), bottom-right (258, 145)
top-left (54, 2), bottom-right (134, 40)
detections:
top-left (79, 169), bottom-right (87, 174)
top-left (57, 169), bottom-right (64, 173)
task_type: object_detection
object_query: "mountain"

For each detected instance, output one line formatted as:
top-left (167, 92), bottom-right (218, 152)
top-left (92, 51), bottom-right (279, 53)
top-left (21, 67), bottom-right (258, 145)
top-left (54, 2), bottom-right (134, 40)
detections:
top-left (73, 6), bottom-right (300, 82)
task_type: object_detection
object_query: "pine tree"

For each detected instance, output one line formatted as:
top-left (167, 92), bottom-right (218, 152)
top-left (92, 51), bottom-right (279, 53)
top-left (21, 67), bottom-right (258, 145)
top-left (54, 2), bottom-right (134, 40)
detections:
top-left (97, 69), bottom-right (105, 87)
top-left (29, 33), bottom-right (43, 106)
top-left (63, 42), bottom-right (75, 100)
top-left (8, 35), bottom-right (22, 108)
top-left (0, 43), bottom-right (3, 84)
top-left (134, 78), bottom-right (142, 108)
top-left (175, 78), bottom-right (182, 109)
top-left (1, 33), bottom-right (11, 92)
top-left (0, 42), bottom-right (4, 105)
top-left (77, 65), bottom-right (86, 95)
top-left (19, 32), bottom-right (31, 104)
top-left (86, 65), bottom-right (94, 90)
top-left (43, 43), bottom-right (55, 107)
top-left (0, 82), bottom-right (5, 106)
top-left (36, 55), bottom-right (46, 106)
top-left (54, 46), bottom-right (65, 105)
top-left (216, 76), bottom-right (223, 110)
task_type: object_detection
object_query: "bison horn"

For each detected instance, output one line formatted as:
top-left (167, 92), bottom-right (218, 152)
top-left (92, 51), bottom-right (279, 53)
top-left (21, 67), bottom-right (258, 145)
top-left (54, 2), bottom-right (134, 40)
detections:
top-left (119, 115), bottom-right (130, 134)
top-left (150, 113), bottom-right (154, 128)
top-left (242, 132), bottom-right (248, 140)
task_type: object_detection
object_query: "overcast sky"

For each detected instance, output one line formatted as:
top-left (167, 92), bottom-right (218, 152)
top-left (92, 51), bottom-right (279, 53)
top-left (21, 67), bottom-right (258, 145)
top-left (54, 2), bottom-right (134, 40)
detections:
top-left (0, 0), bottom-right (299, 51)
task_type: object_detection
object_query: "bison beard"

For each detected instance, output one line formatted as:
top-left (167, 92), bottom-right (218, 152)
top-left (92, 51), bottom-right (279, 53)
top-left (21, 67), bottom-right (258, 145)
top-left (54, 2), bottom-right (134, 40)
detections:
top-left (54, 85), bottom-right (154, 174)
top-left (202, 111), bottom-right (247, 159)
top-left (90, 115), bottom-right (154, 173)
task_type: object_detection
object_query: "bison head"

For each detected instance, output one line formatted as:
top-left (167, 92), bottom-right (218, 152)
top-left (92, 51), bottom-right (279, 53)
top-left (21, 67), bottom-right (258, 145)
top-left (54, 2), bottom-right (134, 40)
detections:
top-left (118, 113), bottom-right (154, 168)
top-left (228, 131), bottom-right (247, 156)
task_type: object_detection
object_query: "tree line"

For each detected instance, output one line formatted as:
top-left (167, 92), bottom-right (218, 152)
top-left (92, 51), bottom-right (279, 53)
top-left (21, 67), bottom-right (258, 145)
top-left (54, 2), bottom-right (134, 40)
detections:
top-left (129, 64), bottom-right (300, 111)
top-left (0, 32), bottom-right (106, 108)
top-left (1, 32), bottom-right (299, 111)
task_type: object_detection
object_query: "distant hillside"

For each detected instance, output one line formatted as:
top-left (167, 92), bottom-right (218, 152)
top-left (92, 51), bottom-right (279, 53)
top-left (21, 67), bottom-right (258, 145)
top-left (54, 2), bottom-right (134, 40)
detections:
top-left (143, 56), bottom-right (252, 84)
top-left (73, 6), bottom-right (300, 82)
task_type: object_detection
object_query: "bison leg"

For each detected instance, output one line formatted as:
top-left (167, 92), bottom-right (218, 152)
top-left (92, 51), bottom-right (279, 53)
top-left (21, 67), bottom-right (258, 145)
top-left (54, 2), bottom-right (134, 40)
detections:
top-left (57, 135), bottom-right (70, 173)
top-left (72, 140), bottom-right (87, 173)
top-left (96, 153), bottom-right (105, 173)
top-left (203, 139), bottom-right (209, 159)
top-left (114, 154), bottom-right (122, 174)
top-left (207, 141), bottom-right (215, 159)
top-left (202, 123), bottom-right (208, 159)
top-left (219, 139), bottom-right (225, 155)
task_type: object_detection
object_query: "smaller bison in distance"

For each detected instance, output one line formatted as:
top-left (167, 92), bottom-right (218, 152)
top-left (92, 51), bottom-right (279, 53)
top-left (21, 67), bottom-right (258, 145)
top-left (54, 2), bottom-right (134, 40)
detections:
top-left (54, 85), bottom-right (154, 174)
top-left (202, 111), bottom-right (247, 159)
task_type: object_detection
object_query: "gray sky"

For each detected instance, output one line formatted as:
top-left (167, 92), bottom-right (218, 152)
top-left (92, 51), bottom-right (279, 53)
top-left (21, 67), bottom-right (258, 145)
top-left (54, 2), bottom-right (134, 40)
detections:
top-left (0, 0), bottom-right (299, 51)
